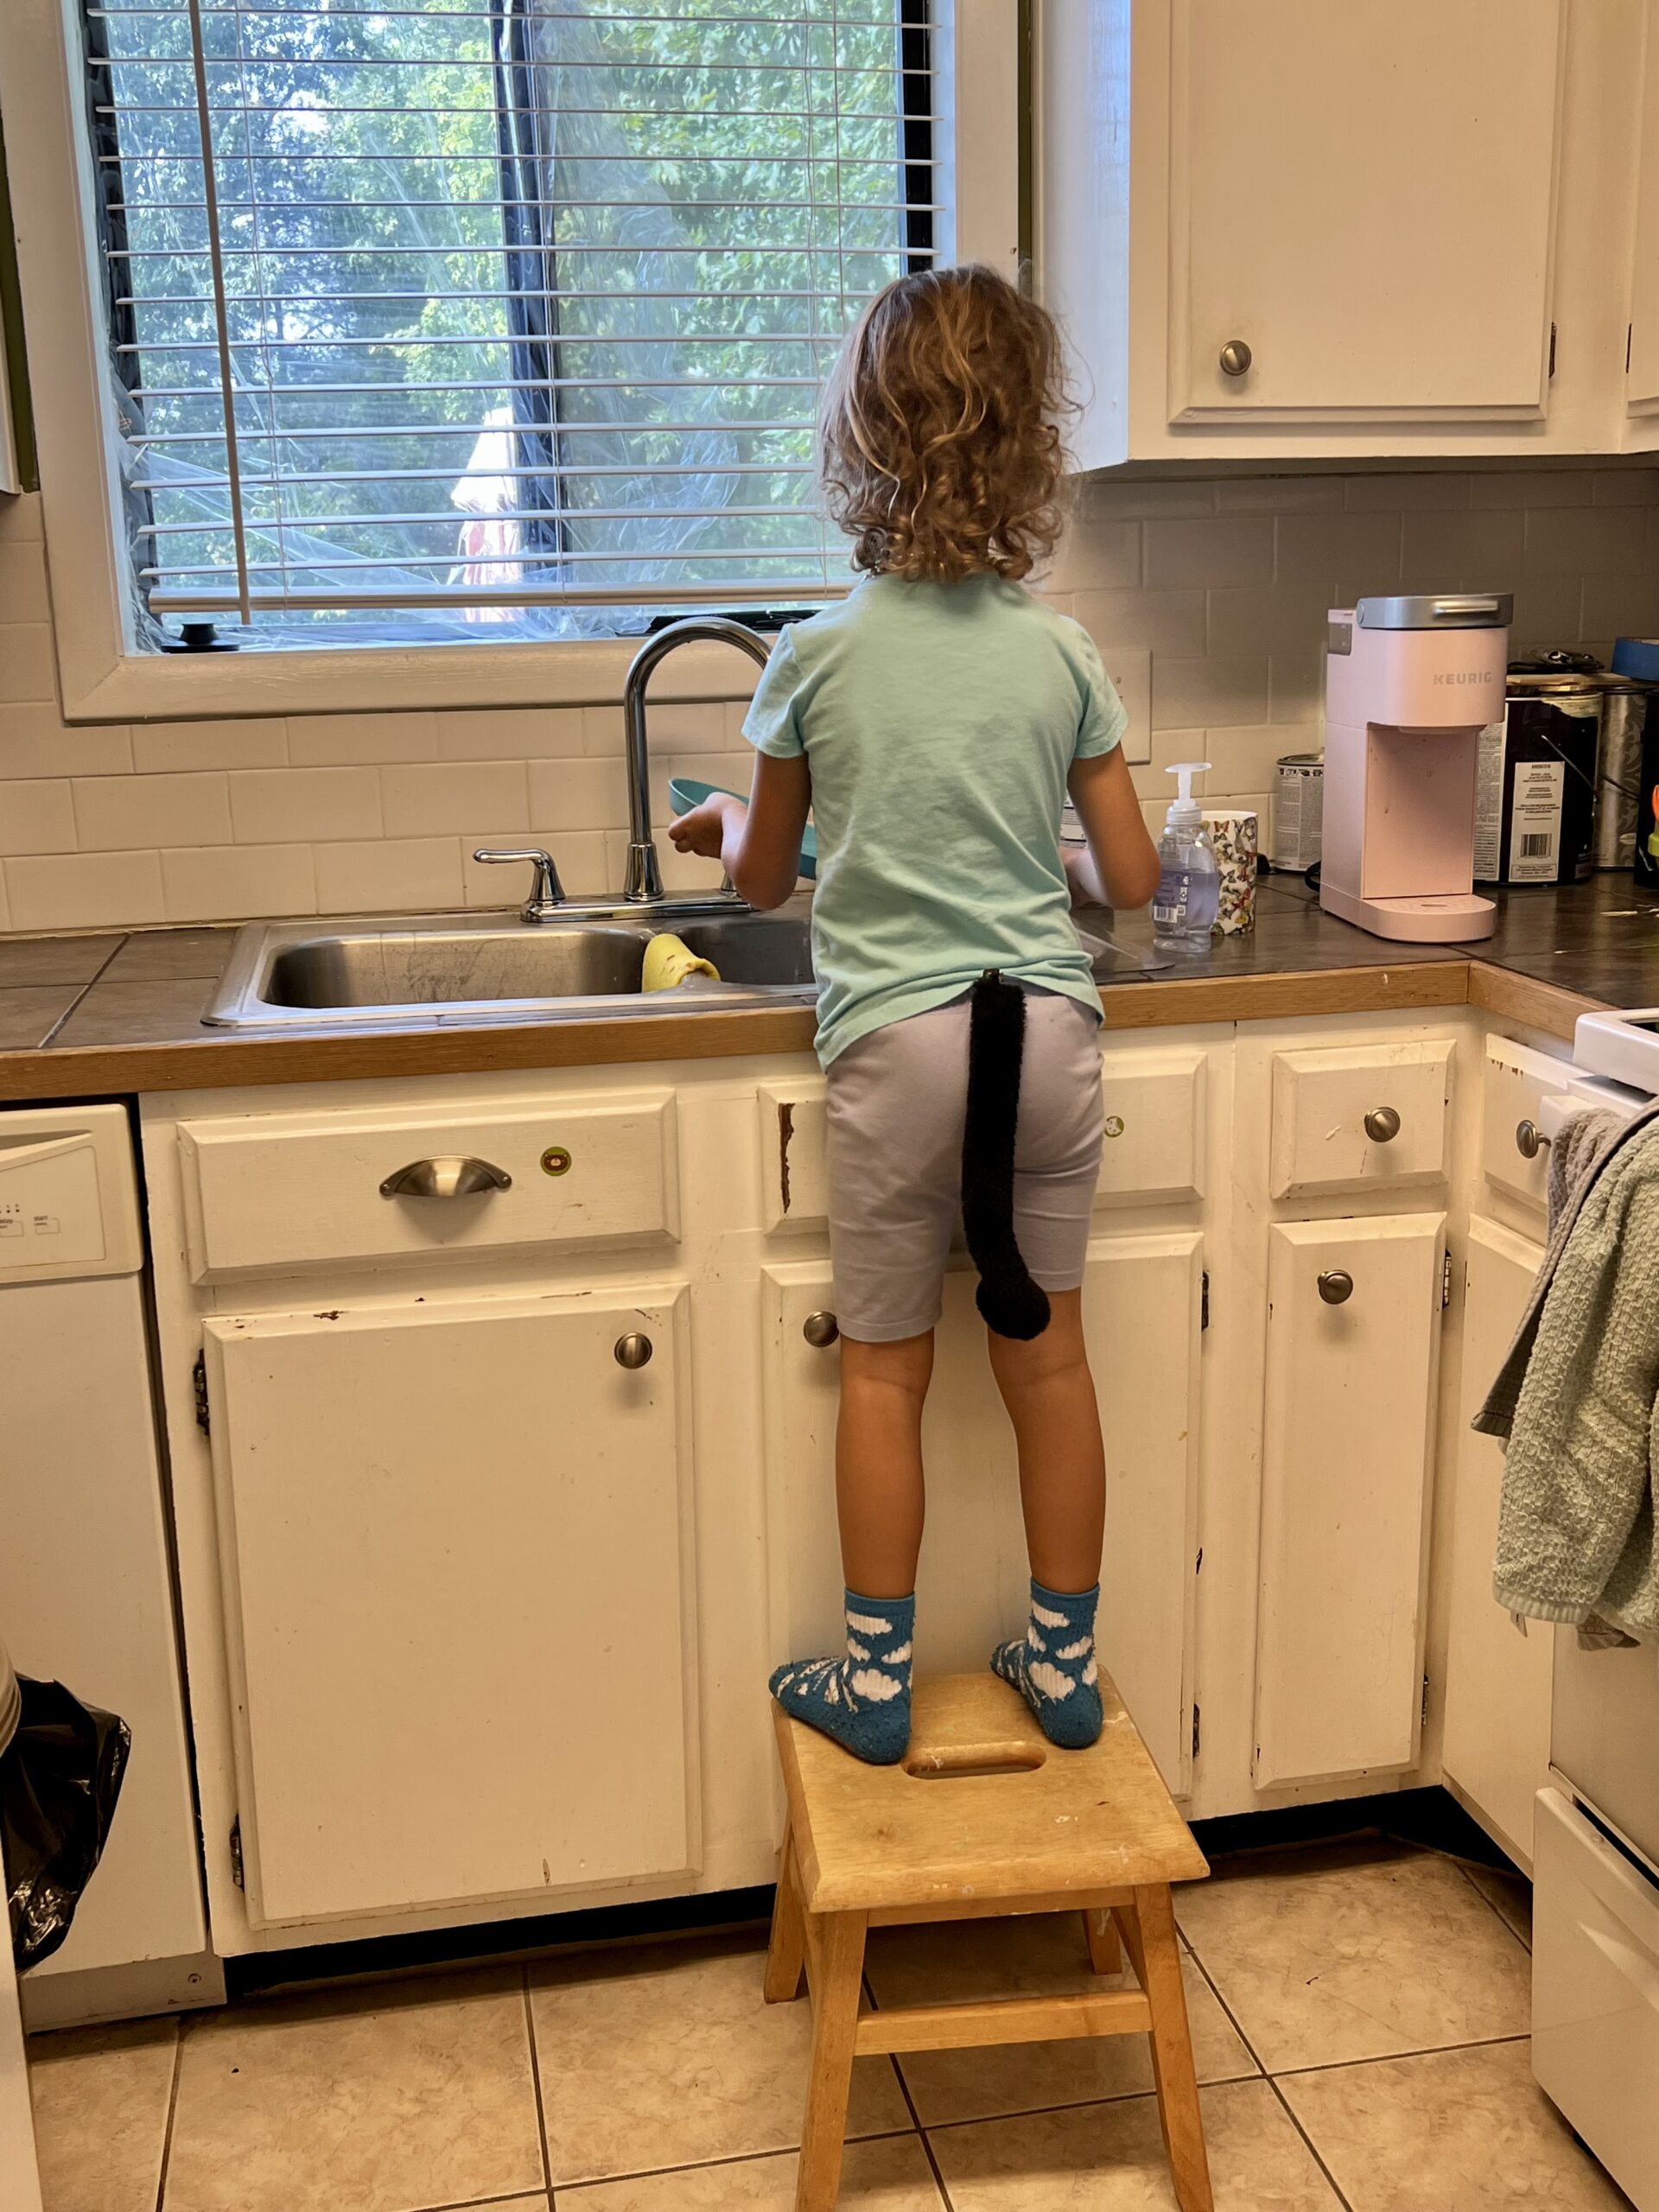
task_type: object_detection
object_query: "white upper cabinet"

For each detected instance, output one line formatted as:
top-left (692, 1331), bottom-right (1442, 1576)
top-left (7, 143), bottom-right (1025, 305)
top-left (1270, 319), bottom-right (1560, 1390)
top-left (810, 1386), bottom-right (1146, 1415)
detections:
top-left (1039, 0), bottom-right (1658, 462)
top-left (1625, 2), bottom-right (1659, 424)
top-left (1169, 0), bottom-right (1562, 427)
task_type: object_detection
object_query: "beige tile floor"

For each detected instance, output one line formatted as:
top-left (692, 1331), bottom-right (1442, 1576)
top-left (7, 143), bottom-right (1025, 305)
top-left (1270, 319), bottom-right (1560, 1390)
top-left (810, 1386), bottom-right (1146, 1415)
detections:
top-left (25, 1839), bottom-right (1630, 2212)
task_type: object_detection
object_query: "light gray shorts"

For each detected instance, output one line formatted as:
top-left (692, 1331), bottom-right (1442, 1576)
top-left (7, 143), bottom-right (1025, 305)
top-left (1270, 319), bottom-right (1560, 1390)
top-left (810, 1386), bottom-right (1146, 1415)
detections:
top-left (823, 988), bottom-right (1104, 1343)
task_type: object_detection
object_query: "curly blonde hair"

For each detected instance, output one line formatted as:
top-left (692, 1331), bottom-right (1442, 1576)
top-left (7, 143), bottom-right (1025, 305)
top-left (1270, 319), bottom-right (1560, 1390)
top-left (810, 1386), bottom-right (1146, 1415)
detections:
top-left (818, 264), bottom-right (1072, 584)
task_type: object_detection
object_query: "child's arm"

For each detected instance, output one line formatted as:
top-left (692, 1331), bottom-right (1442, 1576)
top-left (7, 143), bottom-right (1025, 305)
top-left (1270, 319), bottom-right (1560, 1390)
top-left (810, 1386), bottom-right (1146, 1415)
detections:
top-left (667, 752), bottom-right (811, 911)
top-left (1065, 747), bottom-right (1161, 911)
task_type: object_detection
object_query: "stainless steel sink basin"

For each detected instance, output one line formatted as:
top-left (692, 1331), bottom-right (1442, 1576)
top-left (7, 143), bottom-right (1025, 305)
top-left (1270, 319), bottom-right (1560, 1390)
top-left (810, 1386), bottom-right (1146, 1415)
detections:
top-left (205, 898), bottom-right (818, 1030)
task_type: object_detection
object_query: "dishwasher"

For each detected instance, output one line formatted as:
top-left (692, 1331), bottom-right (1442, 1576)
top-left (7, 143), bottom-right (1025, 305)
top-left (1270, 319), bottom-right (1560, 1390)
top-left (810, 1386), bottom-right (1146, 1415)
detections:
top-left (0, 1104), bottom-right (216, 2029)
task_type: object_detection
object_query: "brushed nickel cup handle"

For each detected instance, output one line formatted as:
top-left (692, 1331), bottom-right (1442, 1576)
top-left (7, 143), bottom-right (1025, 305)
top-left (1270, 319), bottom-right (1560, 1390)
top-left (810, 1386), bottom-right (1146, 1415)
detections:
top-left (613, 1333), bottom-right (653, 1370)
top-left (1317, 1269), bottom-right (1354, 1306)
top-left (803, 1311), bottom-right (840, 1349)
top-left (380, 1156), bottom-right (512, 1199)
top-left (1516, 1118), bottom-right (1552, 1161)
top-left (1363, 1106), bottom-right (1402, 1143)
top-left (1219, 338), bottom-right (1253, 377)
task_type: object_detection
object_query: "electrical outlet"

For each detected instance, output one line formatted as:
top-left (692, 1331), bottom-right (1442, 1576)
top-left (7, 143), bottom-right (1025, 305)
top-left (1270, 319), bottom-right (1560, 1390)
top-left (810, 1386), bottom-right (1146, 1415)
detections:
top-left (1101, 648), bottom-right (1153, 765)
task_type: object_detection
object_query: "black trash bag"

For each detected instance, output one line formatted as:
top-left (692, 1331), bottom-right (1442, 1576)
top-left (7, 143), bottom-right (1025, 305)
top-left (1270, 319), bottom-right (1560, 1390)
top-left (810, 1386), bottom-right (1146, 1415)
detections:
top-left (2, 1676), bottom-right (130, 1973)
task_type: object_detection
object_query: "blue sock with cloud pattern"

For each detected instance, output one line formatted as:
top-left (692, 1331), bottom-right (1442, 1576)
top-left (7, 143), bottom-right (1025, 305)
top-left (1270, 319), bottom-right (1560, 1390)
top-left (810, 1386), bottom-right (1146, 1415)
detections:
top-left (769, 1590), bottom-right (914, 1766)
top-left (992, 1579), bottom-right (1103, 1749)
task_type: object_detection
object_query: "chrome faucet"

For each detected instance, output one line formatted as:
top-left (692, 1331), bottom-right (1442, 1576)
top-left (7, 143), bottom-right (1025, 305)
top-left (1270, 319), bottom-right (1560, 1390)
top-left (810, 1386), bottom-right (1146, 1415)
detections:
top-left (472, 846), bottom-right (565, 923)
top-left (620, 616), bottom-right (772, 901)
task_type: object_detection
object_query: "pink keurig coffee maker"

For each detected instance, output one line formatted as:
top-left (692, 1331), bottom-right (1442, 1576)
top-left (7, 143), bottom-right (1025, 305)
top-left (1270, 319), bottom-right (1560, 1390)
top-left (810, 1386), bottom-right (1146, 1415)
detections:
top-left (1319, 593), bottom-right (1511, 943)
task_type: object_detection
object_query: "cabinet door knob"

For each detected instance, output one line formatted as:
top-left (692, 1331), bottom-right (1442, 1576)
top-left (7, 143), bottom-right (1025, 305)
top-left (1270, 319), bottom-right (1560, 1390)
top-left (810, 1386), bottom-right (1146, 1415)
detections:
top-left (613, 1332), bottom-right (653, 1370)
top-left (1219, 338), bottom-right (1253, 377)
top-left (803, 1311), bottom-right (840, 1349)
top-left (1363, 1106), bottom-right (1402, 1143)
top-left (379, 1155), bottom-right (512, 1199)
top-left (1317, 1269), bottom-right (1354, 1306)
top-left (1515, 1118), bottom-right (1552, 1160)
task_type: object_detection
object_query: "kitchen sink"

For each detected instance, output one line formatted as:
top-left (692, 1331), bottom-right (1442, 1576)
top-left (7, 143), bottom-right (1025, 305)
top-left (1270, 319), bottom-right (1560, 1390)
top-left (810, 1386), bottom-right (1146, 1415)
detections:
top-left (204, 898), bottom-right (819, 1030)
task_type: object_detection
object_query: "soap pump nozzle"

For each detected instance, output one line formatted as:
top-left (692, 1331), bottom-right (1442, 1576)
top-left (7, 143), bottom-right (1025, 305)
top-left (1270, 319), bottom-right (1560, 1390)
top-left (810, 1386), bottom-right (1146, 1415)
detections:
top-left (1164, 760), bottom-right (1211, 831)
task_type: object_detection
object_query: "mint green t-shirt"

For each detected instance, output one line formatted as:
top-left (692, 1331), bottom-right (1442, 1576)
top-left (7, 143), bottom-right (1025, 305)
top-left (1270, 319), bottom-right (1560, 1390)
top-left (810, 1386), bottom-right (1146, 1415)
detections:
top-left (743, 572), bottom-right (1126, 1065)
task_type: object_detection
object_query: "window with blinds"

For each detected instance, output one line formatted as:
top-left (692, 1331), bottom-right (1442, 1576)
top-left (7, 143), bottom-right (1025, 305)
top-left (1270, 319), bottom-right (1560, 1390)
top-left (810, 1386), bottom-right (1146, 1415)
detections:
top-left (85, 0), bottom-right (937, 647)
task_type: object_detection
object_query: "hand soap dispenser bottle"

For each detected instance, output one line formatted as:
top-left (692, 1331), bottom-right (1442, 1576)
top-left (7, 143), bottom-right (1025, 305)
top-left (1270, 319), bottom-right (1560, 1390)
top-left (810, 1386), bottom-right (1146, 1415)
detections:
top-left (1152, 761), bottom-right (1218, 952)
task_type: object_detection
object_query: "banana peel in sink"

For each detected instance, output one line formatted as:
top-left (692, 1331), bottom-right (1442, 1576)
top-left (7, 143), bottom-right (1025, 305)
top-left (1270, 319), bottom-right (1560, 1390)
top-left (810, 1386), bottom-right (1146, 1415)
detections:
top-left (643, 934), bottom-right (721, 992)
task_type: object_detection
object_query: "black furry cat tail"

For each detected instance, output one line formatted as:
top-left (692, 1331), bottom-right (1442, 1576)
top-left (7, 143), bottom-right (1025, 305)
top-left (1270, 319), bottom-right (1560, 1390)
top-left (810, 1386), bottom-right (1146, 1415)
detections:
top-left (961, 971), bottom-right (1052, 1341)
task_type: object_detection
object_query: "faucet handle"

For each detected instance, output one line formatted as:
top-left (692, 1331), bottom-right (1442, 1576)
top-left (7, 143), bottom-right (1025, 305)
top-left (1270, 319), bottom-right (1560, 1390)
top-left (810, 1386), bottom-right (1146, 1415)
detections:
top-left (473, 847), bottom-right (565, 922)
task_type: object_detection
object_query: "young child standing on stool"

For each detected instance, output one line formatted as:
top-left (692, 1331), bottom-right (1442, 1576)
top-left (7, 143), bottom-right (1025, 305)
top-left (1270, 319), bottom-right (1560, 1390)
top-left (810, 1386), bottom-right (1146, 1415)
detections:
top-left (671, 265), bottom-right (1160, 1765)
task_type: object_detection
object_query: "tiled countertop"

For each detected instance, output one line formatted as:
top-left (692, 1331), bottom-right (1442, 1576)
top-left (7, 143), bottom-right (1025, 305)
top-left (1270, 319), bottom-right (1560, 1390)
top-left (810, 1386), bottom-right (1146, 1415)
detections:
top-left (0, 880), bottom-right (1654, 1103)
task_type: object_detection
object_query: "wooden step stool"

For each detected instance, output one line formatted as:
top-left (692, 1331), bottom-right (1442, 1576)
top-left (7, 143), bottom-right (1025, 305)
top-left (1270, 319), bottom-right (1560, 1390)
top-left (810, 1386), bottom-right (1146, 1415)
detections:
top-left (766, 1671), bottom-right (1214, 2212)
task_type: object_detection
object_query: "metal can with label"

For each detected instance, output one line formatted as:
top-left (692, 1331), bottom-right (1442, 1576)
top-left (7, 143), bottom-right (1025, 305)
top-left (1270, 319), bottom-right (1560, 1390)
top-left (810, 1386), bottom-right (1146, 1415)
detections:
top-left (1592, 677), bottom-right (1656, 872)
top-left (1474, 675), bottom-right (1601, 887)
top-left (1271, 753), bottom-right (1323, 870)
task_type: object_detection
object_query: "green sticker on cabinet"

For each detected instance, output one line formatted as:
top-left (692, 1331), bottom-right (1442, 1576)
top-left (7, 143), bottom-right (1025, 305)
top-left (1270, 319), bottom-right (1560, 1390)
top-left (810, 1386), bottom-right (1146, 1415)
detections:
top-left (541, 1146), bottom-right (573, 1177)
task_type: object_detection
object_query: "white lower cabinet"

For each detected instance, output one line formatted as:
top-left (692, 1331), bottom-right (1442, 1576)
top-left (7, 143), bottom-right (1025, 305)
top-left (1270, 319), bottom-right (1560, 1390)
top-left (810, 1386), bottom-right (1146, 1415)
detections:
top-left (201, 1286), bottom-right (696, 1928)
top-left (1254, 1212), bottom-right (1446, 1790)
top-left (761, 1231), bottom-right (1204, 1791)
top-left (1443, 1217), bottom-right (1554, 1871)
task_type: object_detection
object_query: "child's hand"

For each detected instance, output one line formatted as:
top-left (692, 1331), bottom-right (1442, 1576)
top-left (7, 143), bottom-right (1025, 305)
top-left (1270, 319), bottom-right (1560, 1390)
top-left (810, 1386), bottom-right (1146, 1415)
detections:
top-left (669, 794), bottom-right (742, 860)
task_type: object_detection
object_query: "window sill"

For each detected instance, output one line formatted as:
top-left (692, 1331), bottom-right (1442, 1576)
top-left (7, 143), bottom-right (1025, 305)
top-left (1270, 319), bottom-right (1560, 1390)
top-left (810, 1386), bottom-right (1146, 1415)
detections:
top-left (60, 630), bottom-right (767, 725)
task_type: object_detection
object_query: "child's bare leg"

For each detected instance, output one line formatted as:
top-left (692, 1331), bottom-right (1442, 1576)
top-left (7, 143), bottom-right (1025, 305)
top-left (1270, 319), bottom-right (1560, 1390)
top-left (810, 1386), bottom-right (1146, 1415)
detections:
top-left (987, 1291), bottom-right (1103, 1591)
top-left (987, 1289), bottom-right (1106, 1748)
top-left (767, 1328), bottom-right (931, 1764)
top-left (836, 1330), bottom-right (933, 1599)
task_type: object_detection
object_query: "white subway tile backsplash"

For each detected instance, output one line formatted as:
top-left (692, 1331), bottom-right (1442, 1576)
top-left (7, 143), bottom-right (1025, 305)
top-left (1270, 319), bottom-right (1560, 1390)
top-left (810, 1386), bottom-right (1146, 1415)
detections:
top-left (1216, 474), bottom-right (1345, 515)
top-left (1274, 510), bottom-right (1402, 590)
top-left (4, 461), bottom-right (1658, 936)
top-left (1072, 586), bottom-right (1207, 658)
top-left (1145, 515), bottom-right (1274, 590)
top-left (1399, 505), bottom-right (1525, 586)
top-left (528, 756), bottom-right (629, 832)
top-left (131, 718), bottom-right (289, 773)
top-left (314, 837), bottom-right (463, 916)
top-left (1344, 472), bottom-right (1470, 512)
top-left (1592, 467), bottom-right (1659, 505)
top-left (0, 704), bottom-right (132, 779)
top-left (0, 779), bottom-right (76, 856)
top-left (7, 851), bottom-right (165, 931)
top-left (1579, 572), bottom-right (1659, 641)
top-left (0, 623), bottom-right (57, 703)
top-left (381, 760), bottom-right (527, 836)
top-left (435, 707), bottom-right (587, 760)
top-left (1152, 655), bottom-right (1269, 730)
top-left (230, 766), bottom-right (382, 843)
top-left (1471, 468), bottom-right (1599, 509)
top-left (1522, 505), bottom-right (1649, 577)
top-left (288, 711), bottom-right (437, 766)
top-left (75, 770), bottom-right (232, 852)
top-left (161, 843), bottom-right (316, 923)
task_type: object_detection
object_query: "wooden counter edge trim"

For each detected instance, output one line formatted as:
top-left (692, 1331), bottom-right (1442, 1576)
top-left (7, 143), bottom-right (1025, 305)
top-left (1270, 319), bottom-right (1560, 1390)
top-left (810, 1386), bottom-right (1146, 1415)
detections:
top-left (1095, 958), bottom-right (1471, 1031)
top-left (1466, 959), bottom-right (1603, 1042)
top-left (0, 957), bottom-right (1481, 1103)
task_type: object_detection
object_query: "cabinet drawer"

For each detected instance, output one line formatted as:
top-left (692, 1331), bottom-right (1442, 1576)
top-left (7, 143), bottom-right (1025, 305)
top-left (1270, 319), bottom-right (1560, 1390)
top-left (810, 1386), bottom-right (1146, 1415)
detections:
top-left (757, 1047), bottom-right (1205, 1233)
top-left (1481, 1033), bottom-right (1572, 1219)
top-left (1269, 1040), bottom-right (1452, 1200)
top-left (178, 1090), bottom-right (677, 1280)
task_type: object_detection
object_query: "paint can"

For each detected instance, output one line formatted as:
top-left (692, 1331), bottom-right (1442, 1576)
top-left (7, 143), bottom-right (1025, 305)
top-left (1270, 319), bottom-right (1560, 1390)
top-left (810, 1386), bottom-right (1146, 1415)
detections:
top-left (1271, 753), bottom-right (1323, 870)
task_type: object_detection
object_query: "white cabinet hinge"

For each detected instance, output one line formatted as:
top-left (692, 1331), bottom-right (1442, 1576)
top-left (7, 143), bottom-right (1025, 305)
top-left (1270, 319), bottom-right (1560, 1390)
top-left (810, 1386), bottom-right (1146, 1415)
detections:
top-left (1200, 1271), bottom-right (1210, 1331)
top-left (193, 1351), bottom-right (211, 1434)
top-left (1191, 1703), bottom-right (1201, 1760)
top-left (1440, 1250), bottom-right (1452, 1311)
top-left (228, 1815), bottom-right (244, 1891)
top-left (1549, 321), bottom-right (1557, 378)
top-left (1421, 1674), bottom-right (1432, 1728)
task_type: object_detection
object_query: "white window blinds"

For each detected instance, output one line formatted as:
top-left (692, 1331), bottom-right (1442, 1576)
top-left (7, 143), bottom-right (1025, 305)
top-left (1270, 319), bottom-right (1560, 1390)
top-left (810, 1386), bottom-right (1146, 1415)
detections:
top-left (85, 0), bottom-right (937, 645)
